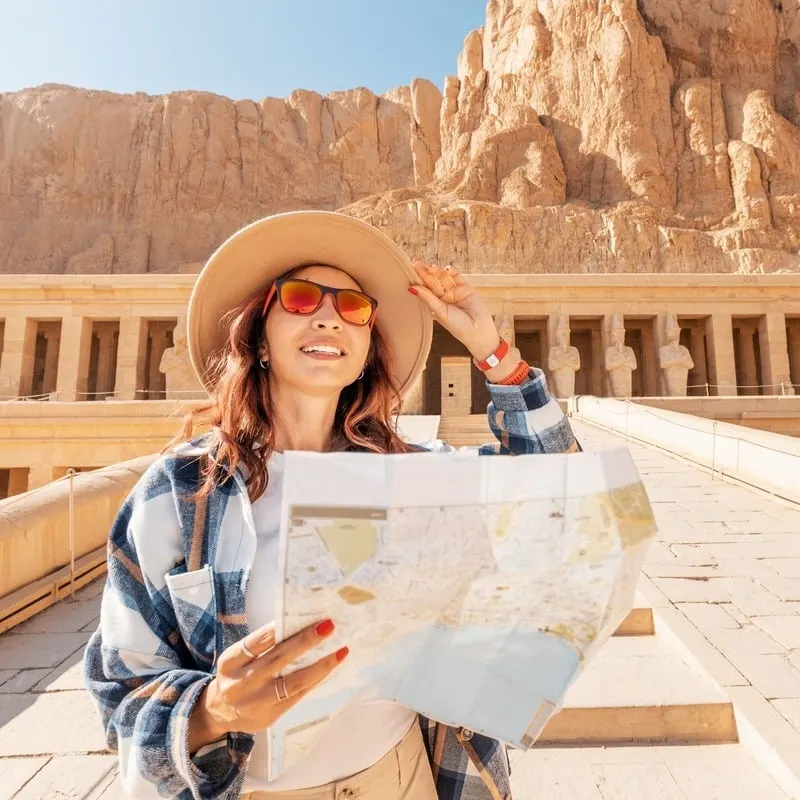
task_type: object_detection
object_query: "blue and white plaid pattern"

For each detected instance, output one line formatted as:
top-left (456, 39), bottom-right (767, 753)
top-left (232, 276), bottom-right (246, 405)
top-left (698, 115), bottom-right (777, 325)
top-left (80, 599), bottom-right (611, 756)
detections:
top-left (84, 367), bottom-right (578, 799)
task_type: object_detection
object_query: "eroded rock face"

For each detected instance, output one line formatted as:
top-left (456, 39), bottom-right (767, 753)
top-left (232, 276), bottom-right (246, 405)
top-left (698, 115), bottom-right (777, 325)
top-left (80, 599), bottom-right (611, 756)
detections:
top-left (0, 82), bottom-right (441, 274)
top-left (347, 0), bottom-right (800, 273)
top-left (1, 0), bottom-right (800, 275)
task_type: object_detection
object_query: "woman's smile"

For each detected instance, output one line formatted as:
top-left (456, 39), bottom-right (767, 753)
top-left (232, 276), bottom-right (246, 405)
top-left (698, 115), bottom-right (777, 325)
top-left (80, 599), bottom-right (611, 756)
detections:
top-left (299, 340), bottom-right (346, 359)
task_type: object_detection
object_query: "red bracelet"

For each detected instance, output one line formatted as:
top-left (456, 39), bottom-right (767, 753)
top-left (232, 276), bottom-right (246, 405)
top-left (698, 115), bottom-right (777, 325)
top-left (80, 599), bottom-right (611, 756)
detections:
top-left (495, 360), bottom-right (530, 386)
top-left (473, 338), bottom-right (510, 372)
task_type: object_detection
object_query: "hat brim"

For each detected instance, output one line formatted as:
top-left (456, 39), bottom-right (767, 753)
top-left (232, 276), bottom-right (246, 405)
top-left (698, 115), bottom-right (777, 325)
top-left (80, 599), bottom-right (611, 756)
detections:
top-left (187, 210), bottom-right (433, 398)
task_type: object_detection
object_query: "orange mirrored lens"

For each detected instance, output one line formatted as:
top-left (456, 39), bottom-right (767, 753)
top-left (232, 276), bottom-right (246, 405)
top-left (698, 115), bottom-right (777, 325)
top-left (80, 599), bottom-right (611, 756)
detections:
top-left (280, 280), bottom-right (322, 314)
top-left (337, 290), bottom-right (374, 325)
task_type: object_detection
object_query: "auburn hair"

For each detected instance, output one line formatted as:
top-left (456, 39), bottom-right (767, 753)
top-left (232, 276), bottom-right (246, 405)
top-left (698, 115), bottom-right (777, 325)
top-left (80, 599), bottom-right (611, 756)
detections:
top-left (172, 275), bottom-right (416, 501)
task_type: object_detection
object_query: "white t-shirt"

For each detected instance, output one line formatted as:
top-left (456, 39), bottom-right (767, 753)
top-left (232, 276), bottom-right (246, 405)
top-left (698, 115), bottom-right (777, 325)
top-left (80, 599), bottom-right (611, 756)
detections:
top-left (241, 452), bottom-right (416, 792)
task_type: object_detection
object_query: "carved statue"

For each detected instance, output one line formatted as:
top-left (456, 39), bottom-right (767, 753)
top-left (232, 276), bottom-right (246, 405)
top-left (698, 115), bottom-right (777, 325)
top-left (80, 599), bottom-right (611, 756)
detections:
top-left (159, 318), bottom-right (205, 399)
top-left (658, 314), bottom-right (694, 397)
top-left (604, 315), bottom-right (637, 397)
top-left (547, 315), bottom-right (580, 398)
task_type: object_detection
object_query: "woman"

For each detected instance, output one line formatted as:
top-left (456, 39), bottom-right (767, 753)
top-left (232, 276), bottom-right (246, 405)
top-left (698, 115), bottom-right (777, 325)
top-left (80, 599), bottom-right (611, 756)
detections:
top-left (84, 211), bottom-right (579, 800)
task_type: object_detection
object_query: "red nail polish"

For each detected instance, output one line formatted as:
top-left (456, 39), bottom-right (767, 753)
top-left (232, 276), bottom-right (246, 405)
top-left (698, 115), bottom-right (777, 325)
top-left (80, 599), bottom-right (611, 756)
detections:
top-left (408, 287), bottom-right (419, 296)
top-left (336, 646), bottom-right (350, 662)
top-left (316, 619), bottom-right (335, 637)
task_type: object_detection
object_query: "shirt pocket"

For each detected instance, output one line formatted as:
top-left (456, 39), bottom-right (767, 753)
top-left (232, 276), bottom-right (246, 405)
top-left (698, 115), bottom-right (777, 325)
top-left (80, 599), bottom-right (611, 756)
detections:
top-left (164, 564), bottom-right (217, 670)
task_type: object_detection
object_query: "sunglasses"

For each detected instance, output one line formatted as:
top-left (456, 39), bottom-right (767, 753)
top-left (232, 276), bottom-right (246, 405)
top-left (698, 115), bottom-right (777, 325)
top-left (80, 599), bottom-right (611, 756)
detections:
top-left (263, 277), bottom-right (378, 327)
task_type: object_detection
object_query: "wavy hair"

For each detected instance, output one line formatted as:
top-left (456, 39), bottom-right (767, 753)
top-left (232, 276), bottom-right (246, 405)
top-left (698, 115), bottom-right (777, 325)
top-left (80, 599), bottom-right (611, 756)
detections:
top-left (172, 275), bottom-right (416, 501)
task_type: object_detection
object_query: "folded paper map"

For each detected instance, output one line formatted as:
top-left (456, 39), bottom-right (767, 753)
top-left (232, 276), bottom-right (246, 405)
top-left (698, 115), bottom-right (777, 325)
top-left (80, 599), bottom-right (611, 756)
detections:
top-left (267, 447), bottom-right (656, 779)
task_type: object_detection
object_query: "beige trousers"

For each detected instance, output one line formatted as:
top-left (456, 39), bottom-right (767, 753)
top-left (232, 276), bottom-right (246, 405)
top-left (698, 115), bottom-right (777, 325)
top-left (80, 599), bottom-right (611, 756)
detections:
top-left (242, 722), bottom-right (437, 800)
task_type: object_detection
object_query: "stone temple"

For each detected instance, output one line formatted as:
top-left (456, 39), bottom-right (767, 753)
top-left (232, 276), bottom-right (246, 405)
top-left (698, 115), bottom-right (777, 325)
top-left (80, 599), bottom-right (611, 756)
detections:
top-left (1, 1), bottom-right (800, 797)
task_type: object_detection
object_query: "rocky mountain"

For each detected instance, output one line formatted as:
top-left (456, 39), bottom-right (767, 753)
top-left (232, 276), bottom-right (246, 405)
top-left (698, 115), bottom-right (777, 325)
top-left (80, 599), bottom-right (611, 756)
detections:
top-left (1, 0), bottom-right (799, 274)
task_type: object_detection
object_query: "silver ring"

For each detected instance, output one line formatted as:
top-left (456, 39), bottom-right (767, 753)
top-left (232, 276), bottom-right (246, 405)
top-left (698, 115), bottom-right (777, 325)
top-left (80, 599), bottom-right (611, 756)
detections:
top-left (241, 639), bottom-right (257, 660)
top-left (275, 675), bottom-right (289, 702)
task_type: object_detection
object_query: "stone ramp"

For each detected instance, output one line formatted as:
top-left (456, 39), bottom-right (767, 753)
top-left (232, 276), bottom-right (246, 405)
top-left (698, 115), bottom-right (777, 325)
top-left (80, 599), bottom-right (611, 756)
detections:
top-left (510, 744), bottom-right (791, 799)
top-left (0, 579), bottom-right (761, 799)
top-left (568, 418), bottom-right (800, 797)
top-left (4, 411), bottom-right (800, 796)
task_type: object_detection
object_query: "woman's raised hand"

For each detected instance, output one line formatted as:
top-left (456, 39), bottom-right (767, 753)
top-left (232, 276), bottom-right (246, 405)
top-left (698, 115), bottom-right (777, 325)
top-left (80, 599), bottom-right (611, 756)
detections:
top-left (189, 619), bottom-right (347, 752)
top-left (408, 259), bottom-right (502, 363)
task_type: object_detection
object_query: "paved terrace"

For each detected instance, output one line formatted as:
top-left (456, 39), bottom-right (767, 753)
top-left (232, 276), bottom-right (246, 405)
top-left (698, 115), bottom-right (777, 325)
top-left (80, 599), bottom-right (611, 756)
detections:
top-left (572, 422), bottom-right (800, 749)
top-left (1, 420), bottom-right (800, 797)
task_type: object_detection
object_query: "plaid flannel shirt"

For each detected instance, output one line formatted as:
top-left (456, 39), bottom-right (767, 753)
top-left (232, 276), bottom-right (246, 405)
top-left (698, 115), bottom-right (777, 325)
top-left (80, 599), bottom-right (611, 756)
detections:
top-left (83, 367), bottom-right (579, 800)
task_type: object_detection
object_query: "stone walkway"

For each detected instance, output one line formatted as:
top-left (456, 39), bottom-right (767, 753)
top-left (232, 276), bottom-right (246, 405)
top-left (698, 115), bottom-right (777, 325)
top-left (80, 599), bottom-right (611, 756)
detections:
top-left (572, 419), bottom-right (800, 785)
top-left (2, 420), bottom-right (800, 797)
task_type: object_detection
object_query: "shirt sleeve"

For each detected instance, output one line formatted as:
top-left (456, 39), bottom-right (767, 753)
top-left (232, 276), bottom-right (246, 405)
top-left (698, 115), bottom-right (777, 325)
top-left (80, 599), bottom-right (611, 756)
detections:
top-left (479, 366), bottom-right (581, 455)
top-left (82, 461), bottom-right (254, 799)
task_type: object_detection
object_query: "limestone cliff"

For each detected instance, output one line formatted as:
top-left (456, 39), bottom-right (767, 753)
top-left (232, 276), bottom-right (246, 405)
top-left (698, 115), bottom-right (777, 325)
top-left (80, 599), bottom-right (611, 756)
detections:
top-left (2, 0), bottom-right (800, 274)
top-left (0, 81), bottom-right (441, 274)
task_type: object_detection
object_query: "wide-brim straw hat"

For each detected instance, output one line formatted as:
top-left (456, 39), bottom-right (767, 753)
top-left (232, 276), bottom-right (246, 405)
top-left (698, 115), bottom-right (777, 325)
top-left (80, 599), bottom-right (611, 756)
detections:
top-left (187, 210), bottom-right (433, 397)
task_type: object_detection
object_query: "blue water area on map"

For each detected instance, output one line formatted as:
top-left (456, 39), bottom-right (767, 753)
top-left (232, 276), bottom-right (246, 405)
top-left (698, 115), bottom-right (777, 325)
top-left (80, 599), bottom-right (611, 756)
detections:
top-left (374, 623), bottom-right (582, 746)
top-left (269, 623), bottom-right (582, 777)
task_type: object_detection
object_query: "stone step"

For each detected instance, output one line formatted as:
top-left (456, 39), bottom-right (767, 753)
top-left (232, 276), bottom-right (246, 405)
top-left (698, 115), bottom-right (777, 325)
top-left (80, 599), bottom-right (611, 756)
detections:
top-left (509, 744), bottom-right (790, 799)
top-left (614, 605), bottom-right (654, 636)
top-left (538, 632), bottom-right (737, 746)
top-left (436, 414), bottom-right (491, 446)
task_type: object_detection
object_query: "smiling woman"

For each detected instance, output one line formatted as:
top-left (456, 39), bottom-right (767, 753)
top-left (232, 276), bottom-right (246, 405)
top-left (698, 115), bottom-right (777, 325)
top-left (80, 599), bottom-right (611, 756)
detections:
top-left (263, 269), bottom-right (375, 388)
top-left (82, 210), bottom-right (580, 800)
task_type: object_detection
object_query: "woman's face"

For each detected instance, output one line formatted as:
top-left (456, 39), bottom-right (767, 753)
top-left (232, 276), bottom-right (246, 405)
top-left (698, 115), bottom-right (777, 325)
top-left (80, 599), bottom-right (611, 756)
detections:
top-left (261, 265), bottom-right (372, 395)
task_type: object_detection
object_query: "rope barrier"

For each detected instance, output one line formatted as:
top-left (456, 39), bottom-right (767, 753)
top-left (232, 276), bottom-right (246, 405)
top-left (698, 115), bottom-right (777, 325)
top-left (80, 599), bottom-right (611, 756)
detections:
top-left (133, 389), bottom-right (207, 397)
top-left (684, 381), bottom-right (798, 395)
top-left (0, 392), bottom-right (56, 401)
top-left (0, 389), bottom-right (207, 402)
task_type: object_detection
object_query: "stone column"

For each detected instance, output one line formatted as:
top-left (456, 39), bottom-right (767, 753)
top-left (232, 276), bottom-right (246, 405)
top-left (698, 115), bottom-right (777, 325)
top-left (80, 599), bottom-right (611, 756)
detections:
top-left (7, 468), bottom-right (29, 498)
top-left (638, 321), bottom-right (657, 396)
top-left (690, 326), bottom-right (708, 392)
top-left (94, 328), bottom-right (118, 399)
top-left (55, 317), bottom-right (92, 401)
top-left (546, 314), bottom-right (561, 386)
top-left (27, 466), bottom-right (57, 490)
top-left (440, 357), bottom-right (472, 415)
top-left (759, 313), bottom-right (794, 395)
top-left (115, 317), bottom-right (147, 401)
top-left (705, 314), bottom-right (737, 396)
top-left (738, 324), bottom-right (759, 396)
top-left (788, 320), bottom-right (800, 391)
top-left (42, 329), bottom-right (61, 395)
top-left (0, 317), bottom-right (37, 399)
top-left (601, 316), bottom-right (613, 397)
top-left (654, 314), bottom-right (668, 396)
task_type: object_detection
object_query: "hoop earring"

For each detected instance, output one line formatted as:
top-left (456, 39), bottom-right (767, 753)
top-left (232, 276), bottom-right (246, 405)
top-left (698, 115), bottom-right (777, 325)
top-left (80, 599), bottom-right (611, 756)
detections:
top-left (358, 369), bottom-right (365, 380)
top-left (259, 359), bottom-right (269, 370)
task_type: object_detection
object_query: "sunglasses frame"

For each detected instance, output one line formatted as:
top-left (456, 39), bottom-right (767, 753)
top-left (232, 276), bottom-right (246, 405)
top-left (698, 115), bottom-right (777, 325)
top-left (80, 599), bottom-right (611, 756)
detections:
top-left (262, 277), bottom-right (378, 328)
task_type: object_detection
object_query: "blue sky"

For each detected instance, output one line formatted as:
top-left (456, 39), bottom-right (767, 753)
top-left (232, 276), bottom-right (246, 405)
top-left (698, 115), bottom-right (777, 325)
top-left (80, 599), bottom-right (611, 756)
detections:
top-left (1, 1), bottom-right (488, 99)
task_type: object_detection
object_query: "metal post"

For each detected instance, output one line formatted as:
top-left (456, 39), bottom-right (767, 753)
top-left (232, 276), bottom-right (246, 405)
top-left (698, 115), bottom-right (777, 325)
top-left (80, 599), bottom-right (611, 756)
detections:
top-left (67, 468), bottom-right (77, 600)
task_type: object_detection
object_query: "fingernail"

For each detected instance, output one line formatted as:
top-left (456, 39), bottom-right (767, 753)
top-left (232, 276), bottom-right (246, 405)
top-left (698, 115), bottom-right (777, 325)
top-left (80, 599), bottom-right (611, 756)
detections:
top-left (336, 646), bottom-right (350, 662)
top-left (316, 619), bottom-right (335, 637)
top-left (408, 287), bottom-right (419, 296)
